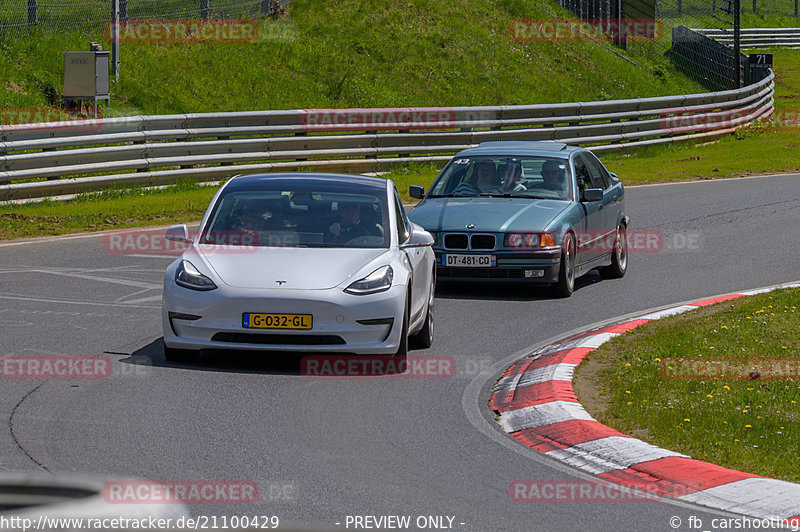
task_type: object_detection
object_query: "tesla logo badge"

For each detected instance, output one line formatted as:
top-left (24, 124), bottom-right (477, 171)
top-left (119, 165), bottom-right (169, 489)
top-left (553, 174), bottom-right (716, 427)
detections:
top-left (276, 280), bottom-right (287, 285)
top-left (466, 223), bottom-right (476, 229)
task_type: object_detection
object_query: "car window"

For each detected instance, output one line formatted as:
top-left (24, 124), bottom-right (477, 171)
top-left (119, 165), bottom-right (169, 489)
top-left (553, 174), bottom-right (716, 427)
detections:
top-left (573, 156), bottom-right (593, 196)
top-left (200, 186), bottom-right (390, 248)
top-left (581, 152), bottom-right (611, 189)
top-left (428, 155), bottom-right (572, 200)
top-left (394, 189), bottom-right (410, 244)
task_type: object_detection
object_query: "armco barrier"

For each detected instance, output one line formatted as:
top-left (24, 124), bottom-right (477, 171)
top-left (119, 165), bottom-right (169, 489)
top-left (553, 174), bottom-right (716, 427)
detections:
top-left (0, 72), bottom-right (773, 201)
top-left (693, 27), bottom-right (800, 48)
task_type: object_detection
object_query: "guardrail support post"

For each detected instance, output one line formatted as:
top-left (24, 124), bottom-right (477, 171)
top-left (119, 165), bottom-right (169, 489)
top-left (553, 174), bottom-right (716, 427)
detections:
top-left (27, 0), bottom-right (37, 26)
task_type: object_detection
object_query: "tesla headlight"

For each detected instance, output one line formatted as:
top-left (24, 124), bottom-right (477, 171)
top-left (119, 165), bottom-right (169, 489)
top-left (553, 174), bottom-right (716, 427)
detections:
top-left (175, 260), bottom-right (217, 291)
top-left (344, 265), bottom-right (393, 295)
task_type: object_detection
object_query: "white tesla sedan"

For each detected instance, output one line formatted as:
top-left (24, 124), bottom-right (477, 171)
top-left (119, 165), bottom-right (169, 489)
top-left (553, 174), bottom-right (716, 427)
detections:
top-left (161, 173), bottom-right (436, 362)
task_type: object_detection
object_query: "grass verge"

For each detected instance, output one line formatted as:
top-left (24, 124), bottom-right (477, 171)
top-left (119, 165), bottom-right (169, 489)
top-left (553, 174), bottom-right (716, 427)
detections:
top-left (574, 288), bottom-right (800, 482)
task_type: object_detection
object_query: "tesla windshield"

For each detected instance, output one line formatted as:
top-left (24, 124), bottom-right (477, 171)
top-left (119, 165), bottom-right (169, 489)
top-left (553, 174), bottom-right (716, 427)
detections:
top-left (200, 188), bottom-right (391, 248)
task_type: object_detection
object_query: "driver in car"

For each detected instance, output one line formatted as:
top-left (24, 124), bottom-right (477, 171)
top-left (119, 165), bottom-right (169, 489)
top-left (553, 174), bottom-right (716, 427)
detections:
top-left (326, 202), bottom-right (370, 244)
top-left (530, 160), bottom-right (568, 193)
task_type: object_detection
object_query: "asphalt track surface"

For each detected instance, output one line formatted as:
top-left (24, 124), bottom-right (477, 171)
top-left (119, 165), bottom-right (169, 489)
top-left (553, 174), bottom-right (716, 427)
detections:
top-left (0, 174), bottom-right (798, 531)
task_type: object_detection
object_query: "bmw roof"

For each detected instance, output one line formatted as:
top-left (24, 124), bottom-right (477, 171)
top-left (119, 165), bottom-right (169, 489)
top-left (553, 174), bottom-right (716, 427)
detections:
top-left (454, 141), bottom-right (582, 158)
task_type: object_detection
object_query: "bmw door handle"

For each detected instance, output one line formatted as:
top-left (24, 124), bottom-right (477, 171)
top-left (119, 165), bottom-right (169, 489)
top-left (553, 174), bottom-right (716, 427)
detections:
top-left (598, 204), bottom-right (603, 211)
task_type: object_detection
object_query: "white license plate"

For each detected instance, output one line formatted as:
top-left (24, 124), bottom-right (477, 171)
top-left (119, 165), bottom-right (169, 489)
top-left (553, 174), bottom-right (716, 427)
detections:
top-left (442, 254), bottom-right (496, 267)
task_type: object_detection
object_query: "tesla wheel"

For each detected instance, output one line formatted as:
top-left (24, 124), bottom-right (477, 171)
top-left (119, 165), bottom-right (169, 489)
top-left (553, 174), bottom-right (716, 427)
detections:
top-left (552, 232), bottom-right (575, 298)
top-left (600, 223), bottom-right (628, 279)
top-left (164, 346), bottom-right (198, 363)
top-left (410, 273), bottom-right (435, 349)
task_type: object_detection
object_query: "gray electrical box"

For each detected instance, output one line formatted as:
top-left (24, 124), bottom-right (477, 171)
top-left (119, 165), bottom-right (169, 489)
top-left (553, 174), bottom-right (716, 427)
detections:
top-left (63, 51), bottom-right (110, 117)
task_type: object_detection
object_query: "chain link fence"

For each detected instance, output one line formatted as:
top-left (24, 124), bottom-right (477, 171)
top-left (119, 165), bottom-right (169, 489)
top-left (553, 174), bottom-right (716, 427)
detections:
top-left (0, 0), bottom-right (291, 32)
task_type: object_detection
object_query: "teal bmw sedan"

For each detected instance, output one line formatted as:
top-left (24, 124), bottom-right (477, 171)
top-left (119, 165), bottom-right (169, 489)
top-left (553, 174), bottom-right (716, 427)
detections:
top-left (407, 141), bottom-right (628, 297)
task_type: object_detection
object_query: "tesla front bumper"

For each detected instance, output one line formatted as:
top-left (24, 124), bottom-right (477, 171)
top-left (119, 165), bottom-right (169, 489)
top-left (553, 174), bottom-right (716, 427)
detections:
top-left (162, 280), bottom-right (407, 354)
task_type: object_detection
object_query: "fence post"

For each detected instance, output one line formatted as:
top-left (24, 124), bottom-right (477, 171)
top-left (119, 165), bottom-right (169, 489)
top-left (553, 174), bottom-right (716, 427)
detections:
top-left (752, 0), bottom-right (756, 13)
top-left (111, 0), bottom-right (120, 81)
top-left (261, 0), bottom-right (271, 15)
top-left (795, 0), bottom-right (798, 16)
top-left (201, 0), bottom-right (210, 19)
top-left (27, 0), bottom-right (37, 26)
top-left (678, 0), bottom-right (682, 16)
top-left (734, 0), bottom-right (741, 87)
top-left (120, 0), bottom-right (127, 20)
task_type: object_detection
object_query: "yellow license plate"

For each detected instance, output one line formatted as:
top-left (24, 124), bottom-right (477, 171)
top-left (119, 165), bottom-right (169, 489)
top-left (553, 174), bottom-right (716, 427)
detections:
top-left (242, 313), bottom-right (312, 330)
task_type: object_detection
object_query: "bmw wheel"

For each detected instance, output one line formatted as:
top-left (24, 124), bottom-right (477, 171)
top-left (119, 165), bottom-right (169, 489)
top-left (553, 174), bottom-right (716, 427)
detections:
top-left (552, 233), bottom-right (575, 298)
top-left (600, 223), bottom-right (628, 279)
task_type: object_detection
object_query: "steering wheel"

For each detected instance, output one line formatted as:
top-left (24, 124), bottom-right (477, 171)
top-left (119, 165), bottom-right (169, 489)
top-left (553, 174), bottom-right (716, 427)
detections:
top-left (452, 182), bottom-right (480, 196)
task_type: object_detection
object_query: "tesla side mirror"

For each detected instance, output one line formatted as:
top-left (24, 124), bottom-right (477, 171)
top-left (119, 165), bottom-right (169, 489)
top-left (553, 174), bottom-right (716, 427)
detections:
top-left (581, 188), bottom-right (603, 202)
top-left (165, 224), bottom-right (191, 243)
top-left (401, 223), bottom-right (434, 248)
top-left (409, 186), bottom-right (425, 200)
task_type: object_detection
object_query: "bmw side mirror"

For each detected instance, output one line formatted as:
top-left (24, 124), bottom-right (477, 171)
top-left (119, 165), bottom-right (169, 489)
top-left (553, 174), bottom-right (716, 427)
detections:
top-left (609, 172), bottom-right (618, 180)
top-left (165, 224), bottom-right (191, 243)
top-left (409, 186), bottom-right (425, 200)
top-left (581, 188), bottom-right (603, 202)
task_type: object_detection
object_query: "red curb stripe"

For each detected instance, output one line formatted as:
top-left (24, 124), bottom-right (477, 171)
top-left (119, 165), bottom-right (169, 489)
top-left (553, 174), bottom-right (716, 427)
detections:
top-left (785, 517), bottom-right (800, 526)
top-left (500, 357), bottom-right (537, 378)
top-left (511, 419), bottom-right (629, 452)
top-left (594, 319), bottom-right (651, 334)
top-left (525, 347), bottom-right (593, 370)
top-left (491, 381), bottom-right (577, 412)
top-left (690, 294), bottom-right (745, 307)
top-left (597, 456), bottom-right (759, 497)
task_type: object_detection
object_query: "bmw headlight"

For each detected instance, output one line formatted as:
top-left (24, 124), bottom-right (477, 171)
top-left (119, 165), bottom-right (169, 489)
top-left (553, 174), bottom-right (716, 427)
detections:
top-left (344, 265), bottom-right (393, 295)
top-left (175, 260), bottom-right (218, 291)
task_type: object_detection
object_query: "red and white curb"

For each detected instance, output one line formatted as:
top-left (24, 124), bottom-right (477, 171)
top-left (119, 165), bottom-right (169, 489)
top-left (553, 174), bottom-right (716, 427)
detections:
top-left (491, 282), bottom-right (800, 522)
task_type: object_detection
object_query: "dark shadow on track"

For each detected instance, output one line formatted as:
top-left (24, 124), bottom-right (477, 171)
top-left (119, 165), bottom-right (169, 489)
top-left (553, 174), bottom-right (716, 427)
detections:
top-left (113, 339), bottom-right (411, 377)
top-left (434, 270), bottom-right (603, 301)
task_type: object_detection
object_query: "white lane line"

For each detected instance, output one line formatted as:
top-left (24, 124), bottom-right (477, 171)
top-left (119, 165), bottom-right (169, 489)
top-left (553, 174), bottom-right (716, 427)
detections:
top-left (116, 295), bottom-right (162, 305)
top-left (27, 269), bottom-right (160, 289)
top-left (0, 294), bottom-right (158, 309)
top-left (126, 254), bottom-right (180, 259)
top-left (679, 477), bottom-right (800, 519)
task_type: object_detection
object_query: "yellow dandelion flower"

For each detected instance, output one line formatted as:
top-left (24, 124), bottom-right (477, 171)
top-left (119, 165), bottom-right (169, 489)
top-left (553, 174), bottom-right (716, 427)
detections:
top-left (624, 363), bottom-right (631, 367)
top-left (743, 409), bottom-right (748, 413)
top-left (625, 390), bottom-right (631, 394)
top-left (734, 439), bottom-right (740, 442)
top-left (706, 394), bottom-right (713, 398)
top-left (654, 358), bottom-right (661, 362)
top-left (627, 401), bottom-right (633, 406)
top-left (684, 418), bottom-right (690, 422)
top-left (723, 385), bottom-right (730, 390)
top-left (745, 424), bottom-right (752, 428)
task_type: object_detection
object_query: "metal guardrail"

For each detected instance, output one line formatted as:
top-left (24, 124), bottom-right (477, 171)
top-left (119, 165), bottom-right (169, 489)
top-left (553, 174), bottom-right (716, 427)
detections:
top-left (693, 27), bottom-right (800, 47)
top-left (0, 72), bottom-right (774, 201)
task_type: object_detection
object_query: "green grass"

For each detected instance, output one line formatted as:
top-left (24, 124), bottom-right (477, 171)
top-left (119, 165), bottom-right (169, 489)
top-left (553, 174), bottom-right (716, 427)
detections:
top-left (575, 288), bottom-right (800, 482)
top-left (0, 0), bottom-right (704, 116)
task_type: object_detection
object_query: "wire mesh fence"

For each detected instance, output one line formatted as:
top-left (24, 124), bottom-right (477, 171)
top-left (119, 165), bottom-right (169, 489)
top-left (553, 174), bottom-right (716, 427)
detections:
top-left (0, 0), bottom-right (291, 32)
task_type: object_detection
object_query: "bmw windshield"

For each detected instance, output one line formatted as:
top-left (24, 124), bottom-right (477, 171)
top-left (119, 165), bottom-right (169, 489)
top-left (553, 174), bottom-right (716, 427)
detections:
top-left (428, 155), bottom-right (573, 200)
